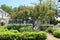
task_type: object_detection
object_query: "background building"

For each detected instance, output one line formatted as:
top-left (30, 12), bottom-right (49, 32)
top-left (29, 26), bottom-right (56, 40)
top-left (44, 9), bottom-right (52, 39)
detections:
top-left (0, 9), bottom-right (9, 24)
top-left (55, 0), bottom-right (60, 21)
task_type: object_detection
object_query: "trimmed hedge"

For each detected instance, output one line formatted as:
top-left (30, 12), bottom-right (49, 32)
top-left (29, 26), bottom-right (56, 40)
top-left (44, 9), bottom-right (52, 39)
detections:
top-left (19, 27), bottom-right (39, 32)
top-left (39, 24), bottom-right (53, 31)
top-left (5, 24), bottom-right (32, 30)
top-left (9, 30), bottom-right (19, 33)
top-left (0, 32), bottom-right (47, 40)
top-left (53, 30), bottom-right (60, 38)
top-left (46, 26), bottom-right (55, 33)
top-left (0, 28), bottom-right (8, 32)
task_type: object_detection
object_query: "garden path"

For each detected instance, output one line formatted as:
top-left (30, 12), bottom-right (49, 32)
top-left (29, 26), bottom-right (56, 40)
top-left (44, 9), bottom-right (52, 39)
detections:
top-left (46, 33), bottom-right (60, 40)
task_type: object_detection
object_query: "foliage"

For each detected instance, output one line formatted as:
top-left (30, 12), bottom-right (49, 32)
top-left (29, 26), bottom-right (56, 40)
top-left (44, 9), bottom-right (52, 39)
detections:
top-left (39, 24), bottom-right (53, 31)
top-left (0, 27), bottom-right (47, 40)
top-left (0, 28), bottom-right (8, 32)
top-left (53, 30), bottom-right (60, 38)
top-left (50, 19), bottom-right (58, 25)
top-left (0, 4), bottom-right (12, 13)
top-left (43, 0), bottom-right (56, 10)
top-left (0, 0), bottom-right (57, 24)
top-left (46, 26), bottom-right (55, 33)
top-left (10, 6), bottom-right (33, 20)
top-left (9, 30), bottom-right (19, 33)
top-left (0, 31), bottom-right (47, 40)
top-left (10, 4), bottom-right (56, 24)
top-left (19, 27), bottom-right (39, 32)
top-left (5, 24), bottom-right (32, 30)
top-left (39, 24), bottom-right (49, 31)
top-left (33, 4), bottom-right (56, 23)
top-left (17, 32), bottom-right (47, 40)
top-left (57, 23), bottom-right (60, 27)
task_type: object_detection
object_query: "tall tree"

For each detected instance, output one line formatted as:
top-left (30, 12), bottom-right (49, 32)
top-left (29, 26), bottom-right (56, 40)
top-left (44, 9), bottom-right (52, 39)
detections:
top-left (0, 4), bottom-right (12, 13)
top-left (39, 0), bottom-right (43, 4)
top-left (33, 4), bottom-right (56, 24)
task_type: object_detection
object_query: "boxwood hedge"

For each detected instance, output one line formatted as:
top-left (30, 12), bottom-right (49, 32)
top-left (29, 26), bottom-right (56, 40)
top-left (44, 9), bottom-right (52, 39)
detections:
top-left (39, 24), bottom-right (53, 31)
top-left (5, 24), bottom-right (32, 30)
top-left (0, 31), bottom-right (47, 40)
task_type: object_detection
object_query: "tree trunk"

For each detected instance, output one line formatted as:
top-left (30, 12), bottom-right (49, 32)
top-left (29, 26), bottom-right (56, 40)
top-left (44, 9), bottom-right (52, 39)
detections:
top-left (32, 20), bottom-right (35, 28)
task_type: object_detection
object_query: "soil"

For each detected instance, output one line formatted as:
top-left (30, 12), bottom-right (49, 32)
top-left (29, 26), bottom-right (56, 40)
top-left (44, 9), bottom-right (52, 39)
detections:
top-left (46, 33), bottom-right (60, 40)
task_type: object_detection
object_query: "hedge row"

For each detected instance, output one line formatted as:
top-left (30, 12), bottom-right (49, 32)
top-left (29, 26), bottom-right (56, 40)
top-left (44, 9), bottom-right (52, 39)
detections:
top-left (5, 24), bottom-right (32, 30)
top-left (19, 27), bottom-right (39, 32)
top-left (0, 31), bottom-right (47, 40)
top-left (39, 24), bottom-right (53, 31)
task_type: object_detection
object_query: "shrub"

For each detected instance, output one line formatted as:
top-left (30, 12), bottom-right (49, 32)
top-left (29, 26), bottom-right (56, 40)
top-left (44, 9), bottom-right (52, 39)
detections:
top-left (19, 27), bottom-right (39, 32)
top-left (5, 24), bottom-right (32, 30)
top-left (46, 26), bottom-right (55, 33)
top-left (9, 30), bottom-right (19, 33)
top-left (0, 28), bottom-right (8, 32)
top-left (50, 19), bottom-right (58, 25)
top-left (0, 32), bottom-right (47, 40)
top-left (39, 24), bottom-right (53, 31)
top-left (17, 32), bottom-right (47, 40)
top-left (0, 32), bottom-right (17, 40)
top-left (53, 30), bottom-right (60, 38)
top-left (57, 23), bottom-right (60, 27)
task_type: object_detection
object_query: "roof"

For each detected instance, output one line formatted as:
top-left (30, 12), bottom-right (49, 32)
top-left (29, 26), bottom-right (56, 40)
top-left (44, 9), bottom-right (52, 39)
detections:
top-left (0, 9), bottom-right (9, 19)
top-left (0, 9), bottom-right (8, 15)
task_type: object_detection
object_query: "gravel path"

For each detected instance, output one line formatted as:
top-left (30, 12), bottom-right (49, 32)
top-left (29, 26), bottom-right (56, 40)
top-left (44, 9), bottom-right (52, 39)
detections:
top-left (46, 33), bottom-right (60, 40)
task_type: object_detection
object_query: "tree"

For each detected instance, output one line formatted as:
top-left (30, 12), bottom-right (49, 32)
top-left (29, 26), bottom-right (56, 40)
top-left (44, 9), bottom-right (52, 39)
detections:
top-left (33, 4), bottom-right (56, 24)
top-left (58, 0), bottom-right (60, 2)
top-left (39, 0), bottom-right (43, 4)
top-left (10, 11), bottom-right (18, 19)
top-left (10, 6), bottom-right (33, 20)
top-left (18, 6), bottom-right (30, 20)
top-left (10, 1), bottom-right (56, 28)
top-left (13, 7), bottom-right (18, 12)
top-left (43, 0), bottom-right (56, 10)
top-left (0, 4), bottom-right (12, 13)
top-left (10, 4), bottom-right (56, 27)
top-left (46, 10), bottom-right (56, 23)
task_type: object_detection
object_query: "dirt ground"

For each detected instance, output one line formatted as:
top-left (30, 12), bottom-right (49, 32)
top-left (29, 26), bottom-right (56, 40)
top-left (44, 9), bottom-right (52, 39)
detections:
top-left (46, 33), bottom-right (60, 40)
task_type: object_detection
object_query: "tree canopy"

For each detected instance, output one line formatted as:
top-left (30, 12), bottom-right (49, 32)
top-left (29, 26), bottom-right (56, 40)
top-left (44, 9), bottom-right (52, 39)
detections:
top-left (0, 4), bottom-right (12, 13)
top-left (0, 0), bottom-right (57, 23)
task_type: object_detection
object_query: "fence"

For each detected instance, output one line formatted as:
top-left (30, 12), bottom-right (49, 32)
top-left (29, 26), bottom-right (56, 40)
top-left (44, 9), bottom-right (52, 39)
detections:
top-left (8, 19), bottom-right (34, 24)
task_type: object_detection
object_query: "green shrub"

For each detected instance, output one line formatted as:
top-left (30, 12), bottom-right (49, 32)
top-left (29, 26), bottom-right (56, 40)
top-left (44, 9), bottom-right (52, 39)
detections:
top-left (17, 32), bottom-right (47, 40)
top-left (0, 28), bottom-right (8, 32)
top-left (39, 24), bottom-right (53, 31)
top-left (57, 23), bottom-right (60, 27)
top-left (0, 32), bottom-right (47, 40)
top-left (19, 27), bottom-right (39, 32)
top-left (46, 26), bottom-right (55, 33)
top-left (53, 30), bottom-right (60, 38)
top-left (9, 30), bottom-right (19, 33)
top-left (5, 24), bottom-right (32, 30)
top-left (0, 33), bottom-right (17, 40)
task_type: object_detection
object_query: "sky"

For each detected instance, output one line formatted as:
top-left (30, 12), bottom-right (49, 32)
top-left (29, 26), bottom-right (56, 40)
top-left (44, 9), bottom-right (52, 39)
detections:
top-left (0, 0), bottom-right (39, 8)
